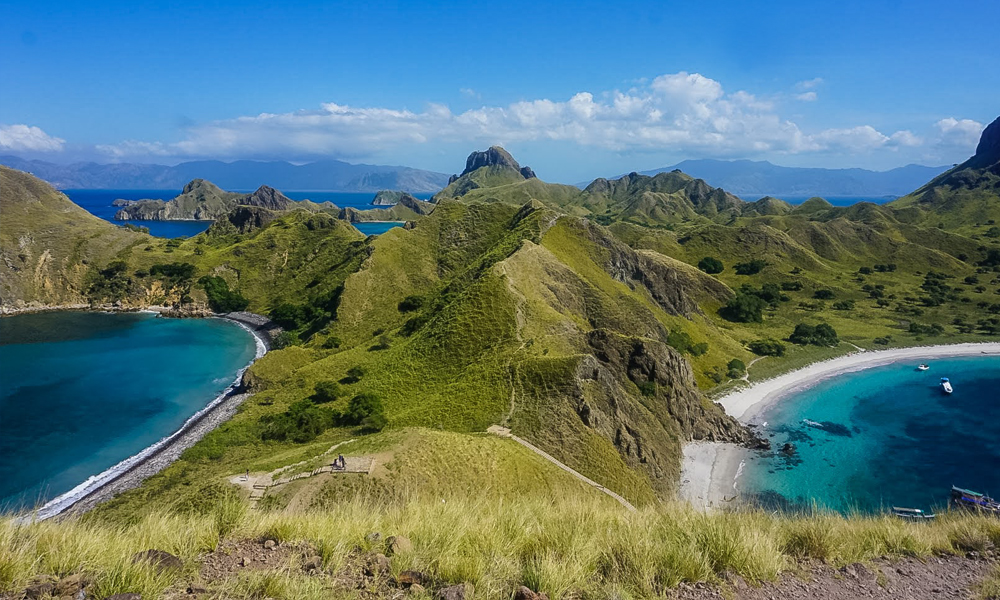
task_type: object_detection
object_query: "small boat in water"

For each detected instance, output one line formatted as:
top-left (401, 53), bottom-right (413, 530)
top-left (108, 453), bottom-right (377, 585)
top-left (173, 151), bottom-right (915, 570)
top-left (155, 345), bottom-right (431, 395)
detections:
top-left (917, 364), bottom-right (929, 371)
top-left (891, 506), bottom-right (936, 520)
top-left (951, 486), bottom-right (1000, 514)
top-left (940, 377), bottom-right (953, 394)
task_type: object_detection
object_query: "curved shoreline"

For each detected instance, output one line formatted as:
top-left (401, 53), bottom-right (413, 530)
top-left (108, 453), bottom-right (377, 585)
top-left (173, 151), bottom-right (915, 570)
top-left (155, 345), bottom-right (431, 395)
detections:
top-left (14, 311), bottom-right (274, 521)
top-left (682, 341), bottom-right (1000, 511)
top-left (718, 342), bottom-right (1000, 422)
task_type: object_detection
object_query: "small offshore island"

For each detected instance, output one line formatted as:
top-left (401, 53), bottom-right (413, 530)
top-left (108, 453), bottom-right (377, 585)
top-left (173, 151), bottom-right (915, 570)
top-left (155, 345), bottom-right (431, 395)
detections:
top-left (2, 115), bottom-right (1000, 598)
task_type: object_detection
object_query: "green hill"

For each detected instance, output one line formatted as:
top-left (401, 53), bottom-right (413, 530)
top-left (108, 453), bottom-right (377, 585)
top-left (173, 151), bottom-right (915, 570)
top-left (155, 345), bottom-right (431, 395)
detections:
top-left (0, 166), bottom-right (146, 310)
top-left (889, 116), bottom-right (1000, 233)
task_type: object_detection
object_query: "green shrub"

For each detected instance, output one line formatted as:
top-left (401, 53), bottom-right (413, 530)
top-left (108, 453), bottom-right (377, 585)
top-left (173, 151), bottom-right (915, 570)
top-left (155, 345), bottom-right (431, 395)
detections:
top-left (697, 257), bottom-right (724, 274)
top-left (344, 366), bottom-right (366, 383)
top-left (149, 262), bottom-right (196, 281)
top-left (780, 281), bottom-right (803, 291)
top-left (269, 304), bottom-right (307, 330)
top-left (397, 295), bottom-right (424, 312)
top-left (733, 259), bottom-right (767, 275)
top-left (721, 291), bottom-right (766, 323)
top-left (198, 276), bottom-right (249, 313)
top-left (312, 381), bottom-right (342, 404)
top-left (748, 338), bottom-right (786, 356)
top-left (813, 289), bottom-right (835, 300)
top-left (637, 381), bottom-right (657, 397)
top-left (345, 393), bottom-right (388, 431)
top-left (789, 323), bottom-right (839, 346)
top-left (726, 359), bottom-right (746, 379)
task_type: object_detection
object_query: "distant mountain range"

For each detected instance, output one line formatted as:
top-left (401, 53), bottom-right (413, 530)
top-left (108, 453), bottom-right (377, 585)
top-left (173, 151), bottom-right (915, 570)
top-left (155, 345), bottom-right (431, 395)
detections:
top-left (613, 159), bottom-right (950, 198)
top-left (0, 155), bottom-right (450, 193)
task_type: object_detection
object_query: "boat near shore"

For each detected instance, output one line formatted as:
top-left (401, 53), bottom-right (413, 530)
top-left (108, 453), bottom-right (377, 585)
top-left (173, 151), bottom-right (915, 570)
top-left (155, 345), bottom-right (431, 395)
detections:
top-left (917, 364), bottom-right (929, 371)
top-left (891, 506), bottom-right (935, 520)
top-left (941, 377), bottom-right (953, 394)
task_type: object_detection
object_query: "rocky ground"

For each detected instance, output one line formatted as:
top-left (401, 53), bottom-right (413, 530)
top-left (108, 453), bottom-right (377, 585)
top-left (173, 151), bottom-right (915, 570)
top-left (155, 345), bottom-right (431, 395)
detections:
top-left (669, 554), bottom-right (995, 600)
top-left (8, 539), bottom-right (997, 600)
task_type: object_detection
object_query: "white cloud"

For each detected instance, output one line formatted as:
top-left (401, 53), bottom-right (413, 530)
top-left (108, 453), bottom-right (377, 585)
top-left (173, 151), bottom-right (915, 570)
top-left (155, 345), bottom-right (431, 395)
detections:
top-left (459, 87), bottom-right (480, 99)
top-left (796, 77), bottom-right (824, 90)
top-left (934, 117), bottom-right (983, 148)
top-left (94, 72), bottom-right (976, 166)
top-left (0, 124), bottom-right (65, 152)
top-left (795, 91), bottom-right (818, 102)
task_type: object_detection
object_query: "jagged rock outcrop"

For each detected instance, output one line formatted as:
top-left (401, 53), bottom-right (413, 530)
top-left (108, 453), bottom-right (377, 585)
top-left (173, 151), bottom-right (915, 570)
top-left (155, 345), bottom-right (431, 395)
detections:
top-left (971, 116), bottom-right (1000, 169)
top-left (372, 190), bottom-right (407, 205)
top-left (443, 146), bottom-right (538, 186)
top-left (241, 185), bottom-right (293, 211)
top-left (211, 206), bottom-right (277, 234)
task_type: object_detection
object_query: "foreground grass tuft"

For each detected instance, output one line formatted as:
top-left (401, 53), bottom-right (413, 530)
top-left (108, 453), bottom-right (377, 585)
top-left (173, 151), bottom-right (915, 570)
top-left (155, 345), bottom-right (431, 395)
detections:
top-left (5, 497), bottom-right (1000, 599)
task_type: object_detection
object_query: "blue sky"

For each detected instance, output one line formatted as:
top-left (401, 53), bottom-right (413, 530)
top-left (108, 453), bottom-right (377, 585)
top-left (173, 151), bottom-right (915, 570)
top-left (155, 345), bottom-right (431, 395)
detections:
top-left (1, 0), bottom-right (997, 182)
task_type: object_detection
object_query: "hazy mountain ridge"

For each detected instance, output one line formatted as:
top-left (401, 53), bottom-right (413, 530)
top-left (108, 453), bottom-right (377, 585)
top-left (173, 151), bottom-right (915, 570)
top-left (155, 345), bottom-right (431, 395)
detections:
top-left (623, 159), bottom-right (949, 197)
top-left (0, 155), bottom-right (450, 193)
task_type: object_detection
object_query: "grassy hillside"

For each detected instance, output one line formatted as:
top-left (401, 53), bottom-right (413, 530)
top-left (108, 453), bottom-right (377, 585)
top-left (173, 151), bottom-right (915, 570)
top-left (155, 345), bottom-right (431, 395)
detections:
top-left (0, 166), bottom-right (146, 310)
top-left (4, 131), bottom-right (1000, 527)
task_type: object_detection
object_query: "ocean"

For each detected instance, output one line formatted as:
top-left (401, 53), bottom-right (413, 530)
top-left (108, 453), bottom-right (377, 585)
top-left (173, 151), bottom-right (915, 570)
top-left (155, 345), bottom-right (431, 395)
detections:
top-left (61, 189), bottom-right (431, 238)
top-left (0, 311), bottom-right (258, 513)
top-left (740, 355), bottom-right (1000, 513)
top-left (764, 195), bottom-right (897, 206)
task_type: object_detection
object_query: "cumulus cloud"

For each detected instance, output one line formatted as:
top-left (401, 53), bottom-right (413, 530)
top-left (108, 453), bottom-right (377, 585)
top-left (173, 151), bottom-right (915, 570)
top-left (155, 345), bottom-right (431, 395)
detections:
top-left (93, 72), bottom-right (966, 164)
top-left (934, 117), bottom-right (983, 148)
top-left (0, 124), bottom-right (65, 152)
top-left (795, 91), bottom-right (818, 102)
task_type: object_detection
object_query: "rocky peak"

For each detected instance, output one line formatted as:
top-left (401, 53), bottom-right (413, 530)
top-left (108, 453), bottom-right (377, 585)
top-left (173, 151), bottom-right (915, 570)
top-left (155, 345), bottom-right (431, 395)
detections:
top-left (181, 179), bottom-right (224, 195)
top-left (452, 146), bottom-right (537, 181)
top-left (240, 185), bottom-right (293, 210)
top-left (972, 116), bottom-right (1000, 168)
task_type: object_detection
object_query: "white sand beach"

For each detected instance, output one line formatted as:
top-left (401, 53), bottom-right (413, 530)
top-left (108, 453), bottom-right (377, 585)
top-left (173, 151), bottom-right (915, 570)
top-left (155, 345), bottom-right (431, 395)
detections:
top-left (679, 342), bottom-right (1000, 511)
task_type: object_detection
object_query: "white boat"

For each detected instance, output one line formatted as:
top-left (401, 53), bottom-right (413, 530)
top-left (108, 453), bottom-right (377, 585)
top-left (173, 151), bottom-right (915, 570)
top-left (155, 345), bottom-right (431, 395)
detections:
top-left (917, 364), bottom-right (929, 371)
top-left (941, 377), bottom-right (953, 394)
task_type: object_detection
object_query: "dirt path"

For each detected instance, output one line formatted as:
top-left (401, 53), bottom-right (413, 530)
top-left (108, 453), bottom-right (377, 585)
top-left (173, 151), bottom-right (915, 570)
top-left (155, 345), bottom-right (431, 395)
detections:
top-left (487, 425), bottom-right (636, 512)
top-left (229, 439), bottom-right (373, 507)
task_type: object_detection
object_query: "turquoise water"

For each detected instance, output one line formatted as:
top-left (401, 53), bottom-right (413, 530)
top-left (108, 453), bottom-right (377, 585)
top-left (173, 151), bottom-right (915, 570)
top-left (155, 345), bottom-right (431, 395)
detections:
top-left (0, 312), bottom-right (258, 512)
top-left (353, 221), bottom-right (404, 236)
top-left (740, 355), bottom-right (1000, 513)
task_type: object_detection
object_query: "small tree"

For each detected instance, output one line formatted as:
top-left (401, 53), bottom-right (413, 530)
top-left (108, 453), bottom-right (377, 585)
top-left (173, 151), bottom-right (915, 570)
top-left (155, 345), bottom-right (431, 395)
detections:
top-left (313, 380), bottom-right (342, 403)
top-left (398, 295), bottom-right (425, 312)
top-left (346, 393), bottom-right (387, 431)
top-left (697, 257), bottom-right (724, 274)
top-left (721, 291), bottom-right (766, 323)
top-left (733, 259), bottom-right (767, 275)
top-left (748, 338), bottom-right (786, 356)
top-left (726, 358), bottom-right (746, 379)
top-left (813, 289), bottom-right (836, 300)
top-left (344, 366), bottom-right (366, 383)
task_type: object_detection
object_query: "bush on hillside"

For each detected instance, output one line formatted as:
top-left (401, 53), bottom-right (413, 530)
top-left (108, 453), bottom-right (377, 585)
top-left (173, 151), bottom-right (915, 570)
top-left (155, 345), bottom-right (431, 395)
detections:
top-left (343, 366), bottom-right (366, 383)
top-left (150, 262), bottom-right (196, 282)
top-left (271, 331), bottom-right (298, 349)
top-left (721, 291), bottom-right (767, 323)
top-left (398, 295), bottom-right (424, 312)
top-left (260, 400), bottom-right (334, 443)
top-left (733, 259), bottom-right (767, 275)
top-left (813, 289), bottom-right (836, 300)
top-left (86, 261), bottom-right (134, 302)
top-left (198, 276), bottom-right (249, 313)
top-left (780, 280), bottom-right (803, 291)
top-left (346, 393), bottom-right (387, 432)
top-left (269, 303), bottom-right (308, 330)
top-left (697, 257), bottom-right (724, 274)
top-left (789, 323), bottom-right (839, 346)
top-left (312, 380), bottom-right (342, 404)
top-left (748, 338), bottom-right (785, 356)
top-left (727, 358), bottom-right (746, 378)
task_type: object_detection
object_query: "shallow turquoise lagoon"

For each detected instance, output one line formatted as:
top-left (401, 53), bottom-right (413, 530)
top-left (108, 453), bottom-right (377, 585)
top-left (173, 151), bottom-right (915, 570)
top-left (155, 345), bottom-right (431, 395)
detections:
top-left (0, 312), bottom-right (258, 512)
top-left (740, 355), bottom-right (1000, 513)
